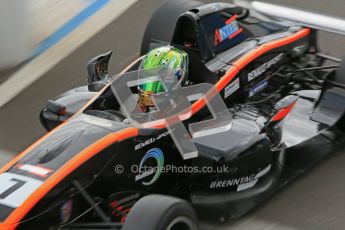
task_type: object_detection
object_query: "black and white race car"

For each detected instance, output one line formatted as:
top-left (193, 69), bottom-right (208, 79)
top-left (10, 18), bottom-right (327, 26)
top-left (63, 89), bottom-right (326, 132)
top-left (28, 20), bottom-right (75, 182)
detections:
top-left (1, 1), bottom-right (345, 229)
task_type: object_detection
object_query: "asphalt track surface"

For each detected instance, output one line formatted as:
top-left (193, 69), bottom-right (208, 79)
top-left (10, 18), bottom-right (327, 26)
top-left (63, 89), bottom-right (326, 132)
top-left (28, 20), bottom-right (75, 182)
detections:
top-left (1, 0), bottom-right (345, 229)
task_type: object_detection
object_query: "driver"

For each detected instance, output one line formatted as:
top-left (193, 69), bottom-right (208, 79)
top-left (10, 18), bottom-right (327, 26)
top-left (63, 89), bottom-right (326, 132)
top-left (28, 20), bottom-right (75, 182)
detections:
top-left (138, 46), bottom-right (189, 112)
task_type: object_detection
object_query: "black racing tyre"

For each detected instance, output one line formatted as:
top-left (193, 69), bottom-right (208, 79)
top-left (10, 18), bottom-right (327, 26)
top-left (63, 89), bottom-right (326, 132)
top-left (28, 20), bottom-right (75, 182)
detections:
top-left (140, 0), bottom-right (203, 55)
top-left (122, 195), bottom-right (199, 230)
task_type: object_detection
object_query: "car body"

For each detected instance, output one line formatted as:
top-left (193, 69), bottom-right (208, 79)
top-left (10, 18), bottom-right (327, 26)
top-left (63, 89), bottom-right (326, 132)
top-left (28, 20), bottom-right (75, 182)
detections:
top-left (1, 1), bottom-right (345, 229)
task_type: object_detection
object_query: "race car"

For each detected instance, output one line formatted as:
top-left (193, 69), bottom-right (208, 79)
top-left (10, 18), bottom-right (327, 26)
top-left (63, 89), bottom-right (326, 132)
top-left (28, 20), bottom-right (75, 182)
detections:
top-left (1, 0), bottom-right (345, 229)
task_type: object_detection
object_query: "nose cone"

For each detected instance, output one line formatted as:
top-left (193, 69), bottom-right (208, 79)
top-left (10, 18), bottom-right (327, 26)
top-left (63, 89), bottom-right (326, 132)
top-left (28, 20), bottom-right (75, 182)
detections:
top-left (13, 114), bottom-right (127, 173)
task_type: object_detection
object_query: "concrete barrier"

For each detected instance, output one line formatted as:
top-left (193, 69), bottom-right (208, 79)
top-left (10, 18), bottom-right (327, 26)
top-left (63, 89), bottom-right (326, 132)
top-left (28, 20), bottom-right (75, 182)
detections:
top-left (0, 0), bottom-right (30, 69)
top-left (0, 0), bottom-right (88, 70)
top-left (0, 0), bottom-right (138, 108)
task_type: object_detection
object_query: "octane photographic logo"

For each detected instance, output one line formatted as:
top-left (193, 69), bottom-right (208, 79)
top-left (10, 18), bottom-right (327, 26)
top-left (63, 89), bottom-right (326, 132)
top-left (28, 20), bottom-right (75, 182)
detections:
top-left (135, 148), bottom-right (164, 186)
top-left (112, 68), bottom-right (233, 161)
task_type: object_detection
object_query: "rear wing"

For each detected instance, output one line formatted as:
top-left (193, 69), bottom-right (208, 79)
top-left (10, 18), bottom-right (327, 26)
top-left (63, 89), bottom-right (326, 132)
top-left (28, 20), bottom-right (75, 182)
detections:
top-left (235, 0), bottom-right (345, 36)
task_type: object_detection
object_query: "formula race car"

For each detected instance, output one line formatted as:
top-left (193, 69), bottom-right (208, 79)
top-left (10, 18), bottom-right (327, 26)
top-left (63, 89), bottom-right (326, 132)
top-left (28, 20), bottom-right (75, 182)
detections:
top-left (1, 1), bottom-right (345, 229)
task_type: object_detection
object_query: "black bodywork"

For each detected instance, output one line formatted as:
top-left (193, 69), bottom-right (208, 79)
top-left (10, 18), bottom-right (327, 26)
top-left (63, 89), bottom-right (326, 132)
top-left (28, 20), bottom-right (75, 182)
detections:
top-left (1, 2), bottom-right (345, 229)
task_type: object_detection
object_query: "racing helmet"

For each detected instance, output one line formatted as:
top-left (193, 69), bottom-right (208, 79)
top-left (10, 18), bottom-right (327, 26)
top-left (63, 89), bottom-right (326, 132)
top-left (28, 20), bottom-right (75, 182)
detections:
top-left (138, 46), bottom-right (189, 109)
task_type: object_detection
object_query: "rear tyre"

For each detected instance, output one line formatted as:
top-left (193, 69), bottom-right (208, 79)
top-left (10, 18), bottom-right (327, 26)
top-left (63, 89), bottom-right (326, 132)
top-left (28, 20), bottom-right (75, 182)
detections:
top-left (140, 0), bottom-right (203, 55)
top-left (122, 195), bottom-right (198, 230)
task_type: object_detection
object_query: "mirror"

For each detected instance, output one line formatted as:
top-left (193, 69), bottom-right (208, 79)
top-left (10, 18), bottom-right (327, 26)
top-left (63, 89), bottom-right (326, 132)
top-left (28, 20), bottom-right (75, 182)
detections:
top-left (87, 51), bottom-right (112, 92)
top-left (47, 100), bottom-right (66, 115)
top-left (40, 101), bottom-right (70, 131)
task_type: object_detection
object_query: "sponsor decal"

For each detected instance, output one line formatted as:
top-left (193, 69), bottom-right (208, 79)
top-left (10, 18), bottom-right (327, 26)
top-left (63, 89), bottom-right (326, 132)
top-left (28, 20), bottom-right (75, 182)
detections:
top-left (135, 138), bottom-right (155, 151)
top-left (214, 15), bottom-right (243, 45)
top-left (209, 164), bottom-right (271, 190)
top-left (224, 78), bottom-right (240, 98)
top-left (15, 164), bottom-right (53, 178)
top-left (135, 148), bottom-right (164, 186)
top-left (210, 175), bottom-right (256, 189)
top-left (134, 131), bottom-right (169, 151)
top-left (247, 53), bottom-right (284, 82)
top-left (249, 79), bottom-right (268, 97)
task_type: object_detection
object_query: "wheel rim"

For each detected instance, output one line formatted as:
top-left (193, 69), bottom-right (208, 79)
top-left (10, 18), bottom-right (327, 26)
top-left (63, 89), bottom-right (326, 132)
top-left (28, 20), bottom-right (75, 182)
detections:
top-left (166, 216), bottom-right (196, 230)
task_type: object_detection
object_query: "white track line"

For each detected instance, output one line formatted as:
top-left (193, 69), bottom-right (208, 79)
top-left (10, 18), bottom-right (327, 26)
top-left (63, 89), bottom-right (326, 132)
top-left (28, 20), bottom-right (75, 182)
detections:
top-left (0, 0), bottom-right (138, 108)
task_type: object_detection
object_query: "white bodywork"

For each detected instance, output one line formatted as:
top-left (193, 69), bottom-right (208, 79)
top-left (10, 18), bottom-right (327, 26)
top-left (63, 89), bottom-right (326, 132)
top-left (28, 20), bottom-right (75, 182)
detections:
top-left (235, 0), bottom-right (345, 36)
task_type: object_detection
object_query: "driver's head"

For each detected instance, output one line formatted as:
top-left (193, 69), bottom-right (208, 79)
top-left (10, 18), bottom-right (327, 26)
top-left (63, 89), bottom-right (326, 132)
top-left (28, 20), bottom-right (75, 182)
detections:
top-left (138, 46), bottom-right (189, 109)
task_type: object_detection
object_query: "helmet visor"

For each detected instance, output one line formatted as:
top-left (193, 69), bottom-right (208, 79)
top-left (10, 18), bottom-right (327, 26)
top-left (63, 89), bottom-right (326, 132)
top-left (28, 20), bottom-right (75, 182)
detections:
top-left (138, 81), bottom-right (165, 94)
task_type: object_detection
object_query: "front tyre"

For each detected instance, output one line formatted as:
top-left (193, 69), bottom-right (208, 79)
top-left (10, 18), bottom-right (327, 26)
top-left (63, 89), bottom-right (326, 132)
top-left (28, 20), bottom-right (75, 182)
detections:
top-left (122, 195), bottom-right (198, 230)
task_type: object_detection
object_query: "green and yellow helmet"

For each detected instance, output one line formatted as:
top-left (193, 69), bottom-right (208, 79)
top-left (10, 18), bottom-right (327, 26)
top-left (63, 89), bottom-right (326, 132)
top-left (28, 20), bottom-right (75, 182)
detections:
top-left (138, 46), bottom-right (189, 108)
